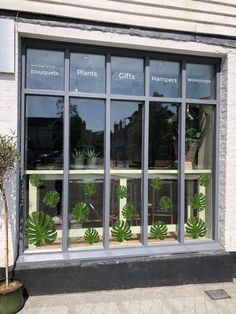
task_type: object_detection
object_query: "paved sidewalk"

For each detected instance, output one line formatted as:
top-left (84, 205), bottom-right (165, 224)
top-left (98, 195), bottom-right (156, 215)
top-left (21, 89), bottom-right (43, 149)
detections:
top-left (19, 280), bottom-right (236, 314)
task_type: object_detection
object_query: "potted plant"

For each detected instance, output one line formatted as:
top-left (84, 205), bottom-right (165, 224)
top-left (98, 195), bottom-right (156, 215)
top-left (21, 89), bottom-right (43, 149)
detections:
top-left (0, 133), bottom-right (24, 314)
top-left (85, 149), bottom-right (100, 169)
top-left (72, 149), bottom-right (85, 169)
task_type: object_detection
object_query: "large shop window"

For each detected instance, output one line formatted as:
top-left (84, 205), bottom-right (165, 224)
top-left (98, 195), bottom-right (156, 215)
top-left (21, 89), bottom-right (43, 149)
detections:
top-left (22, 43), bottom-right (219, 254)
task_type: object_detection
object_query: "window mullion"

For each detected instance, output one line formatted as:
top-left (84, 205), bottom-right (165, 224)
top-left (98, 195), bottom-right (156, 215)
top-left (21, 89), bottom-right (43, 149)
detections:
top-left (178, 61), bottom-right (186, 243)
top-left (103, 53), bottom-right (111, 249)
top-left (62, 48), bottom-right (70, 251)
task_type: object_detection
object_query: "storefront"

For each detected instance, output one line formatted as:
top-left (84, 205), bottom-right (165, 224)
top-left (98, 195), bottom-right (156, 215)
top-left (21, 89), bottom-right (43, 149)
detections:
top-left (1, 1), bottom-right (236, 294)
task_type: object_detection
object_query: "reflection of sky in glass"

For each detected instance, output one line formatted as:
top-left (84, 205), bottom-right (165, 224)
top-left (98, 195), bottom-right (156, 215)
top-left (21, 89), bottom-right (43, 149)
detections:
top-left (26, 96), bottom-right (63, 118)
top-left (111, 57), bottom-right (144, 95)
top-left (70, 99), bottom-right (104, 132)
top-left (186, 63), bottom-right (215, 99)
top-left (26, 49), bottom-right (64, 90)
top-left (111, 101), bottom-right (142, 132)
top-left (70, 53), bottom-right (105, 93)
top-left (150, 60), bottom-right (180, 97)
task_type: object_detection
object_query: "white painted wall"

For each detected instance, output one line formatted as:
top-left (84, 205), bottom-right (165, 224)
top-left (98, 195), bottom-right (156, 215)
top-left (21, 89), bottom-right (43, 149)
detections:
top-left (1, 0), bottom-right (236, 38)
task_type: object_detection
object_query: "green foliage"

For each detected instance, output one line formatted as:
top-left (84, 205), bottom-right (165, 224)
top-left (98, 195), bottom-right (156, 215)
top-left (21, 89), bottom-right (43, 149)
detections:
top-left (122, 204), bottom-right (136, 220)
top-left (43, 191), bottom-right (60, 208)
top-left (116, 185), bottom-right (128, 199)
top-left (151, 177), bottom-right (162, 190)
top-left (85, 148), bottom-right (100, 158)
top-left (159, 196), bottom-right (172, 211)
top-left (198, 174), bottom-right (209, 187)
top-left (186, 217), bottom-right (207, 239)
top-left (150, 221), bottom-right (168, 240)
top-left (186, 128), bottom-right (197, 140)
top-left (84, 228), bottom-right (100, 244)
top-left (0, 133), bottom-right (18, 191)
top-left (25, 211), bottom-right (57, 246)
top-left (73, 149), bottom-right (85, 158)
top-left (191, 193), bottom-right (206, 211)
top-left (83, 182), bottom-right (96, 197)
top-left (111, 220), bottom-right (132, 242)
top-left (72, 202), bottom-right (90, 223)
top-left (29, 174), bottom-right (43, 188)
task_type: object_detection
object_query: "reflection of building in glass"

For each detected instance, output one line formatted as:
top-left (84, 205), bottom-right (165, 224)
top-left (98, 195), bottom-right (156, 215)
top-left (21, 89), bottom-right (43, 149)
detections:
top-left (111, 103), bottom-right (142, 168)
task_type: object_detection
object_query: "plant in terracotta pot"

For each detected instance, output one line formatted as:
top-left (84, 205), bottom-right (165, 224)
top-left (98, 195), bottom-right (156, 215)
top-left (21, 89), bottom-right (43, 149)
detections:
top-left (0, 133), bottom-right (24, 314)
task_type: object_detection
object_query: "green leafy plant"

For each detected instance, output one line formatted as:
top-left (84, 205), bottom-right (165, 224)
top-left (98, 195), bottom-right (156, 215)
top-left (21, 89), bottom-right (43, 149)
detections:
top-left (116, 185), bottom-right (128, 199)
top-left (186, 127), bottom-right (198, 140)
top-left (29, 173), bottom-right (43, 188)
top-left (151, 177), bottom-right (162, 190)
top-left (25, 211), bottom-right (57, 246)
top-left (198, 174), bottom-right (209, 187)
top-left (43, 190), bottom-right (60, 208)
top-left (84, 228), bottom-right (100, 244)
top-left (122, 204), bottom-right (136, 220)
top-left (159, 196), bottom-right (172, 211)
top-left (111, 220), bottom-right (132, 242)
top-left (73, 148), bottom-right (85, 158)
top-left (186, 217), bottom-right (207, 239)
top-left (191, 193), bottom-right (206, 211)
top-left (85, 148), bottom-right (100, 158)
top-left (83, 182), bottom-right (96, 197)
top-left (150, 221), bottom-right (168, 240)
top-left (72, 202), bottom-right (90, 223)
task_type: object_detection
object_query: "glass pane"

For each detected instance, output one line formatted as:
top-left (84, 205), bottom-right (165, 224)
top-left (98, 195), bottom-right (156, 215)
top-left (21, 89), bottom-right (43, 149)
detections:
top-left (185, 104), bottom-right (214, 241)
top-left (111, 57), bottom-right (144, 95)
top-left (70, 53), bottom-right (105, 93)
top-left (26, 49), bottom-right (64, 90)
top-left (186, 63), bottom-right (215, 99)
top-left (69, 99), bottom-right (105, 248)
top-left (25, 96), bottom-right (64, 251)
top-left (110, 101), bottom-right (143, 245)
top-left (148, 103), bottom-right (179, 242)
top-left (150, 60), bottom-right (180, 97)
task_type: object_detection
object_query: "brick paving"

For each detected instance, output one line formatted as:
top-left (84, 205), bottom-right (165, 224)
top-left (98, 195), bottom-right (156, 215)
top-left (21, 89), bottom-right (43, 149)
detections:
top-left (19, 279), bottom-right (236, 313)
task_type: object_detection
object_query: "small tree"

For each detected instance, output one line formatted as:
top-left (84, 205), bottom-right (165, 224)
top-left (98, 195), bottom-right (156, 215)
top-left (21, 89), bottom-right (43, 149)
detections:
top-left (0, 133), bottom-right (18, 288)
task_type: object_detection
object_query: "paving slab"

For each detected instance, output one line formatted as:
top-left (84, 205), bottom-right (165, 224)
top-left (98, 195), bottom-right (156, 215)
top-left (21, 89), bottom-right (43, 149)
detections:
top-left (19, 279), bottom-right (236, 314)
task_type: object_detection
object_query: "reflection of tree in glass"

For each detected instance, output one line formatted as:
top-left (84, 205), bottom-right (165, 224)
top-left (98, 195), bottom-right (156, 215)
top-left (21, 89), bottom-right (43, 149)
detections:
top-left (149, 104), bottom-right (178, 168)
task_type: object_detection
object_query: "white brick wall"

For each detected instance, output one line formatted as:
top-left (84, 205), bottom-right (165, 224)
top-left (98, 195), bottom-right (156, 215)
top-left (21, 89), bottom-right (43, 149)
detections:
top-left (0, 19), bottom-right (18, 267)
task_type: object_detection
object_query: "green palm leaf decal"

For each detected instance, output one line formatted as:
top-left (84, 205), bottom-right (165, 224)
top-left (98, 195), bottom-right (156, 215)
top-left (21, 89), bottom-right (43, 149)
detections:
top-left (25, 211), bottom-right (57, 246)
top-left (83, 182), bottom-right (96, 197)
top-left (72, 202), bottom-right (90, 223)
top-left (84, 228), bottom-right (100, 244)
top-left (191, 193), bottom-right (206, 211)
top-left (29, 174), bottom-right (43, 188)
top-left (159, 196), bottom-right (172, 211)
top-left (116, 185), bottom-right (128, 199)
top-left (111, 220), bottom-right (132, 242)
top-left (122, 204), bottom-right (136, 220)
top-left (150, 221), bottom-right (168, 240)
top-left (43, 191), bottom-right (60, 208)
top-left (198, 174), bottom-right (209, 187)
top-left (151, 177), bottom-right (162, 190)
top-left (186, 217), bottom-right (207, 239)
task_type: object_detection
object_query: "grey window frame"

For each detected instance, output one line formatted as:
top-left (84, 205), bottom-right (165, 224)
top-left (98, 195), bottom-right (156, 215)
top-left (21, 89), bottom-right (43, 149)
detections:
top-left (19, 39), bottom-right (222, 261)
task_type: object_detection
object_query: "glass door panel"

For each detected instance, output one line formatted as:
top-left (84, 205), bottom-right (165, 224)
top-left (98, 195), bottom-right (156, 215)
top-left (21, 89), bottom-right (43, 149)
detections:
top-left (148, 102), bottom-right (179, 242)
top-left (69, 98), bottom-right (105, 248)
top-left (110, 101), bottom-right (143, 245)
top-left (25, 96), bottom-right (64, 250)
top-left (185, 104), bottom-right (214, 240)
